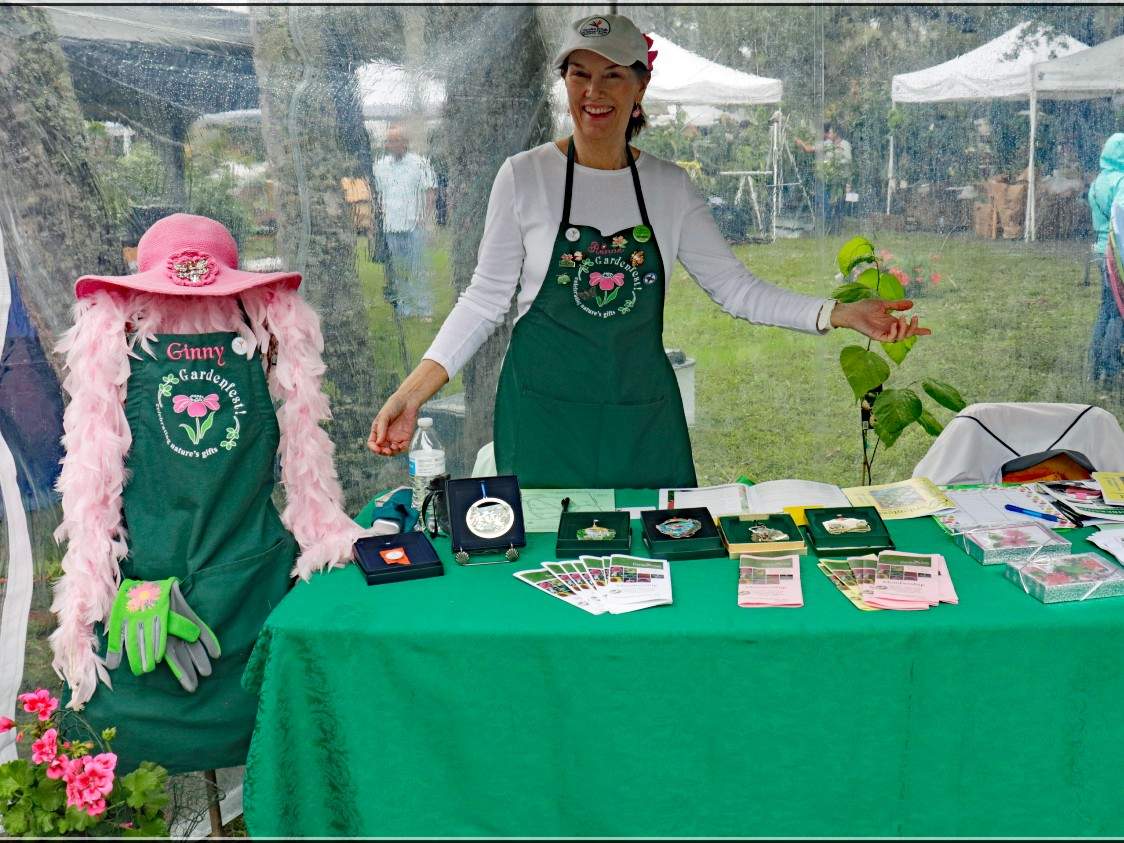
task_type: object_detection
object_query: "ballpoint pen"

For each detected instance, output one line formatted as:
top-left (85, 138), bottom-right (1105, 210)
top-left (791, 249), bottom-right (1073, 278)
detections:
top-left (1004, 503), bottom-right (1062, 523)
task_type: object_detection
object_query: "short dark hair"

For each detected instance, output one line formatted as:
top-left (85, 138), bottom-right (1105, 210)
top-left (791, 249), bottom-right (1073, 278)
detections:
top-left (559, 59), bottom-right (651, 143)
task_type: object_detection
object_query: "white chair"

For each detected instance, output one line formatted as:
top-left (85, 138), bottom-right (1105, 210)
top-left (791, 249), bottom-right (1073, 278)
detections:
top-left (912, 402), bottom-right (1124, 485)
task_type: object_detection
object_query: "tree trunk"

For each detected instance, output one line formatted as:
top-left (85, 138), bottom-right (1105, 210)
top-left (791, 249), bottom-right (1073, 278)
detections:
top-left (0, 6), bottom-right (124, 371)
top-left (250, 7), bottom-right (391, 510)
top-left (442, 6), bottom-right (554, 458)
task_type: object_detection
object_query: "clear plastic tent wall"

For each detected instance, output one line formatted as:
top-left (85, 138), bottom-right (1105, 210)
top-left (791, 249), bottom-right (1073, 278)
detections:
top-left (1, 1), bottom-right (1122, 764)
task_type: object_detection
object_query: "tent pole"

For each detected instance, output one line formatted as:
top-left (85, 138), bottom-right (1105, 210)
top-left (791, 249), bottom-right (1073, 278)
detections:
top-left (885, 132), bottom-right (895, 216)
top-left (1025, 88), bottom-right (1037, 242)
top-left (772, 111), bottom-right (780, 242)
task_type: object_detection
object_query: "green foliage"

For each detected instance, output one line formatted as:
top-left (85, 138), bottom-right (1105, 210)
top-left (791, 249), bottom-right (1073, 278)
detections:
top-left (832, 238), bottom-right (965, 481)
top-left (922, 379), bottom-right (968, 412)
top-left (871, 388), bottom-right (923, 447)
top-left (840, 345), bottom-right (890, 401)
top-left (837, 236), bottom-right (875, 275)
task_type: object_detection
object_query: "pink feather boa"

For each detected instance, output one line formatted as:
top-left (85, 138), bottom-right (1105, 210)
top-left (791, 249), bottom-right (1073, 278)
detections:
top-left (52, 287), bottom-right (360, 708)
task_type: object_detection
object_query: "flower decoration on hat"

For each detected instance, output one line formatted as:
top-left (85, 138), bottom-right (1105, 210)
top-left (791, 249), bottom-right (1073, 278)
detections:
top-left (644, 34), bottom-right (658, 71)
top-left (166, 250), bottom-right (217, 288)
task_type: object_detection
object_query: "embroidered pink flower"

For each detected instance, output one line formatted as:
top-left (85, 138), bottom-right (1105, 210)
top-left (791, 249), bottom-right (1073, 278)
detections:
top-left (589, 271), bottom-right (625, 292)
top-left (18, 689), bottom-right (59, 722)
top-left (125, 580), bottom-right (162, 612)
top-left (31, 728), bottom-right (58, 764)
top-left (0, 716), bottom-right (14, 732)
top-left (172, 393), bottom-right (220, 418)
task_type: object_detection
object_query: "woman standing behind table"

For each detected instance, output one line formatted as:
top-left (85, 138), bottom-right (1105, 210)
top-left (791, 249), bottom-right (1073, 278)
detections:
top-left (368, 13), bottom-right (929, 489)
top-left (1088, 133), bottom-right (1124, 386)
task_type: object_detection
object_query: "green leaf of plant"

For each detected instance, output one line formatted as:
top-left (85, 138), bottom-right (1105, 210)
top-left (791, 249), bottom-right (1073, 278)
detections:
top-left (840, 346), bottom-right (890, 401)
top-left (0, 760), bottom-right (33, 799)
top-left (922, 379), bottom-right (967, 412)
top-left (33, 804), bottom-right (58, 834)
top-left (918, 409), bottom-right (945, 436)
top-left (199, 412), bottom-right (215, 440)
top-left (872, 388), bottom-right (923, 447)
top-left (856, 267), bottom-right (905, 300)
top-left (63, 805), bottom-right (99, 832)
top-left (35, 777), bottom-right (65, 812)
top-left (121, 762), bottom-right (169, 811)
top-left (837, 236), bottom-right (875, 274)
top-left (178, 423), bottom-right (198, 445)
top-left (830, 282), bottom-right (875, 303)
top-left (881, 335), bottom-right (917, 365)
top-left (4, 802), bottom-right (30, 835)
top-left (133, 815), bottom-right (170, 837)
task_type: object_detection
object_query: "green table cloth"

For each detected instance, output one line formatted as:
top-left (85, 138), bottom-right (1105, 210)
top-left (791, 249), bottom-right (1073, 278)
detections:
top-left (242, 491), bottom-right (1124, 836)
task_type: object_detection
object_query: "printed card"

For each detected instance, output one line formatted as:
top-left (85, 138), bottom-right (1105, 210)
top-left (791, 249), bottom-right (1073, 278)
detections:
top-left (738, 554), bottom-right (803, 607)
top-left (514, 569), bottom-right (605, 615)
top-left (818, 560), bottom-right (881, 611)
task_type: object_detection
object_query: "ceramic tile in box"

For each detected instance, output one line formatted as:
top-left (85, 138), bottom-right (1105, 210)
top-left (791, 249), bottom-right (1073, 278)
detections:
top-left (1005, 553), bottom-right (1124, 604)
top-left (960, 521), bottom-right (1070, 565)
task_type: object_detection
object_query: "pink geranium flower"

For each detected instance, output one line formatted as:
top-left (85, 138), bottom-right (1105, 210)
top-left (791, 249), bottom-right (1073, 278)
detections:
top-left (31, 728), bottom-right (58, 764)
top-left (589, 271), bottom-right (625, 292)
top-left (172, 393), bottom-right (220, 418)
top-left (64, 753), bottom-right (116, 817)
top-left (18, 689), bottom-right (59, 722)
top-left (46, 754), bottom-right (72, 781)
top-left (0, 716), bottom-right (14, 732)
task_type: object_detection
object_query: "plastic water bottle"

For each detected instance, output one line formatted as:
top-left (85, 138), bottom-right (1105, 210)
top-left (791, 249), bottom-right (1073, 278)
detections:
top-left (408, 417), bottom-right (445, 517)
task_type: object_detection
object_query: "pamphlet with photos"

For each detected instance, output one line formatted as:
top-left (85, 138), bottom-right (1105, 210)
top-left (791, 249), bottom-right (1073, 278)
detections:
top-left (738, 554), bottom-right (803, 608)
top-left (820, 552), bottom-right (957, 611)
top-left (514, 554), bottom-right (672, 615)
top-left (841, 477), bottom-right (955, 520)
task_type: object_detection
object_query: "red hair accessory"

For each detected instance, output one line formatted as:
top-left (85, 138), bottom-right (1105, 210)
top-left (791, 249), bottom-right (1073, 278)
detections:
top-left (644, 34), bottom-right (658, 71)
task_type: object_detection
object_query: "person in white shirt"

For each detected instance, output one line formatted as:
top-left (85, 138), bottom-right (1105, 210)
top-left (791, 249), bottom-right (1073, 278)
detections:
top-left (373, 126), bottom-right (437, 319)
top-left (796, 122), bottom-right (853, 233)
top-left (368, 13), bottom-right (928, 488)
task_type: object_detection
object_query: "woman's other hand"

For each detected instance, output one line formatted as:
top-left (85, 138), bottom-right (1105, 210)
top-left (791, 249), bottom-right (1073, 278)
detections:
top-left (367, 359), bottom-right (450, 457)
top-left (831, 298), bottom-right (932, 343)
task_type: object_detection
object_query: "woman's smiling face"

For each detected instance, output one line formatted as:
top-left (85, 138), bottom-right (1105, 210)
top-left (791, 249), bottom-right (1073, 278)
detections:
top-left (563, 49), bottom-right (646, 148)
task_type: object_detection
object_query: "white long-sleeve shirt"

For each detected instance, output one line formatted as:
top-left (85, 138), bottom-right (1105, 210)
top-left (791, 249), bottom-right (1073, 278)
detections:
top-left (423, 141), bottom-right (831, 378)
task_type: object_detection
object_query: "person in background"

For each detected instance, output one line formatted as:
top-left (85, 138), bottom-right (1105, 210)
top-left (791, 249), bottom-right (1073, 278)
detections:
top-left (796, 121), bottom-right (853, 233)
top-left (1087, 132), bottom-right (1124, 386)
top-left (373, 125), bottom-right (437, 321)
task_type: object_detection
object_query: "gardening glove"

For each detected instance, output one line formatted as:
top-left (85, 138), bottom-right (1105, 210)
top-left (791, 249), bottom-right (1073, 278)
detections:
top-left (105, 578), bottom-right (198, 676)
top-left (163, 580), bottom-right (221, 693)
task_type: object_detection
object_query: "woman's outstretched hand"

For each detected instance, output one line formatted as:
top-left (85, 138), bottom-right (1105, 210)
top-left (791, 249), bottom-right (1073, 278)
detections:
top-left (368, 393), bottom-right (419, 456)
top-left (831, 298), bottom-right (932, 343)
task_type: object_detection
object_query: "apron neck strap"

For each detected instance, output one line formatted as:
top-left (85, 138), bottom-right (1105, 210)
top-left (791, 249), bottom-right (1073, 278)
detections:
top-left (563, 137), bottom-right (651, 229)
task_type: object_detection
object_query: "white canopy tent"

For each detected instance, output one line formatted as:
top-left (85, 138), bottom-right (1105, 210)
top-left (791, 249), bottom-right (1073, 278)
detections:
top-left (887, 22), bottom-right (1087, 238)
top-left (1026, 36), bottom-right (1124, 239)
top-left (552, 31), bottom-right (782, 121)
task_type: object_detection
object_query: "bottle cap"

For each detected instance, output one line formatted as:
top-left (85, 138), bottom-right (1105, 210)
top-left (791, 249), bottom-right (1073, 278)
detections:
top-left (417, 417), bottom-right (433, 429)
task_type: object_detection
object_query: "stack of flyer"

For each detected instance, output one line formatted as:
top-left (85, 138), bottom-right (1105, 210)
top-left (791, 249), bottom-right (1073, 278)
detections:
top-left (514, 555), bottom-right (673, 614)
top-left (819, 551), bottom-right (958, 611)
top-left (737, 554), bottom-right (803, 607)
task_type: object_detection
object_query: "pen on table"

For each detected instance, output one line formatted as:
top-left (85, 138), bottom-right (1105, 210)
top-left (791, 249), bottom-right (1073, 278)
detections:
top-left (1004, 503), bottom-right (1062, 523)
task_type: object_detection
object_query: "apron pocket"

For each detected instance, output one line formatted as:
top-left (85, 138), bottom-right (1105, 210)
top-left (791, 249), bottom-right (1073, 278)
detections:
top-left (597, 394), bottom-right (693, 489)
top-left (179, 535), bottom-right (296, 665)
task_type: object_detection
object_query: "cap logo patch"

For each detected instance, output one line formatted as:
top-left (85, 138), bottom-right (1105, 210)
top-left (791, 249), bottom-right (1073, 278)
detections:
top-left (579, 17), bottom-right (611, 38)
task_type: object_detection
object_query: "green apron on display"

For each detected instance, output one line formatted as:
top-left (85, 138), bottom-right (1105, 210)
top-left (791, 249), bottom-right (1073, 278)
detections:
top-left (79, 331), bottom-right (295, 774)
top-left (495, 139), bottom-right (696, 489)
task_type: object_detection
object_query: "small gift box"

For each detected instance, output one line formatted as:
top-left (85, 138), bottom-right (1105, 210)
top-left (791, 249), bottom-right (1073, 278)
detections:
top-left (718, 513), bottom-right (806, 559)
top-left (353, 531), bottom-right (444, 585)
top-left (805, 506), bottom-right (893, 555)
top-left (959, 521), bottom-right (1070, 565)
top-left (556, 510), bottom-right (631, 555)
top-left (640, 507), bottom-right (726, 561)
top-left (1004, 552), bottom-right (1124, 603)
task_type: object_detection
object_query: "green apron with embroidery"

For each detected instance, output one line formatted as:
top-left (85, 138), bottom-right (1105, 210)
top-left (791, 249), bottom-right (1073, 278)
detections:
top-left (79, 331), bottom-right (296, 774)
top-left (494, 141), bottom-right (697, 489)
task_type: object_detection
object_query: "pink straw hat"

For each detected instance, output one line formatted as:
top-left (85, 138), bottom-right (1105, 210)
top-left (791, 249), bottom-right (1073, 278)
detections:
top-left (75, 213), bottom-right (301, 299)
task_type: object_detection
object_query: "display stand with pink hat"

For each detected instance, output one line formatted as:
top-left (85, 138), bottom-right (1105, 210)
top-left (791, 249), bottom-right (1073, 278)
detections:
top-left (50, 213), bottom-right (364, 773)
